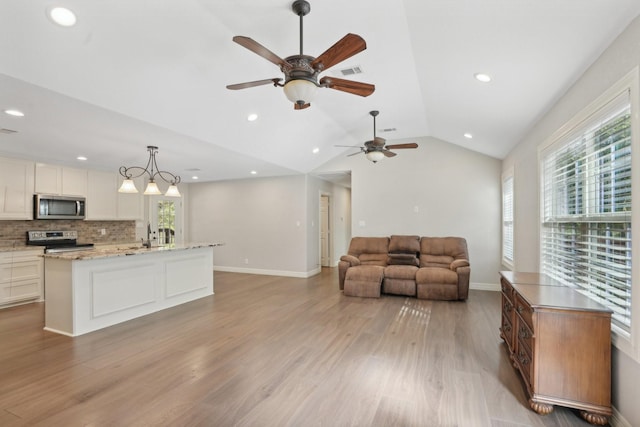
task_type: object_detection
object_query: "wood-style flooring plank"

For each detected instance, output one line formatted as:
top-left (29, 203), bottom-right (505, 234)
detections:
top-left (0, 268), bottom-right (604, 426)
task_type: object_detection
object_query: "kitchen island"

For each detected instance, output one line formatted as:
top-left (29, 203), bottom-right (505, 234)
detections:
top-left (44, 243), bottom-right (220, 336)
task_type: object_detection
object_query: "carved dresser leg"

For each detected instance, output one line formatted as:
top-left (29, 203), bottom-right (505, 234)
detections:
top-left (529, 399), bottom-right (554, 415)
top-left (579, 410), bottom-right (609, 425)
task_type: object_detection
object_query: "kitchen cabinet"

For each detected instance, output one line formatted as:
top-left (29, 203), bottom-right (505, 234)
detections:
top-left (34, 163), bottom-right (87, 197)
top-left (86, 170), bottom-right (118, 220)
top-left (86, 171), bottom-right (145, 220)
top-left (0, 248), bottom-right (44, 307)
top-left (499, 272), bottom-right (612, 425)
top-left (0, 156), bottom-right (35, 220)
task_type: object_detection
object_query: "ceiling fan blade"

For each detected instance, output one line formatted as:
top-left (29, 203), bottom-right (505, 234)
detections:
top-left (372, 137), bottom-right (386, 147)
top-left (383, 150), bottom-right (397, 158)
top-left (335, 145), bottom-right (362, 148)
top-left (310, 33), bottom-right (366, 71)
top-left (347, 150), bottom-right (364, 157)
top-left (385, 143), bottom-right (419, 149)
top-left (294, 102), bottom-right (311, 110)
top-left (226, 78), bottom-right (282, 90)
top-left (319, 76), bottom-right (375, 97)
top-left (232, 36), bottom-right (291, 70)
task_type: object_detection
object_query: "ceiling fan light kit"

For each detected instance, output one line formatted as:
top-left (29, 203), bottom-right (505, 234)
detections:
top-left (226, 0), bottom-right (374, 109)
top-left (335, 110), bottom-right (419, 163)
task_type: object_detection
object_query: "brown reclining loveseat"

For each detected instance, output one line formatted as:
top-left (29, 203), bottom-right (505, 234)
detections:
top-left (338, 235), bottom-right (470, 300)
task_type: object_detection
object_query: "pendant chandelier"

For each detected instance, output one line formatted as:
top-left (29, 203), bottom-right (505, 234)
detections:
top-left (118, 146), bottom-right (181, 197)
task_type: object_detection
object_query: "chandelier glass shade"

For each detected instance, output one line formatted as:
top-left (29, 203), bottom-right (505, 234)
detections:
top-left (366, 150), bottom-right (385, 163)
top-left (283, 79), bottom-right (318, 105)
top-left (118, 146), bottom-right (181, 197)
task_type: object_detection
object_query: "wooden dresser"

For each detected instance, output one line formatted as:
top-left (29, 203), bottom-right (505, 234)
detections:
top-left (499, 271), bottom-right (612, 425)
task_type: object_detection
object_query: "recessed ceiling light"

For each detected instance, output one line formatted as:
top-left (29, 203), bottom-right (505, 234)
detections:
top-left (76, 156), bottom-right (87, 161)
top-left (4, 109), bottom-right (24, 117)
top-left (474, 73), bottom-right (492, 83)
top-left (48, 7), bottom-right (77, 27)
top-left (250, 170), bottom-right (257, 175)
top-left (312, 147), bottom-right (320, 154)
top-left (464, 133), bottom-right (473, 139)
top-left (192, 176), bottom-right (199, 180)
top-left (247, 113), bottom-right (258, 122)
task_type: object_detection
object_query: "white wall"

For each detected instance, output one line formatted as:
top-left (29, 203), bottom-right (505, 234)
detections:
top-left (187, 175), bottom-right (308, 276)
top-left (187, 174), bottom-right (351, 277)
top-left (314, 136), bottom-right (502, 286)
top-left (502, 15), bottom-right (640, 427)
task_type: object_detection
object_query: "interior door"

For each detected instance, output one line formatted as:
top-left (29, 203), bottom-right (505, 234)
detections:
top-left (320, 195), bottom-right (330, 266)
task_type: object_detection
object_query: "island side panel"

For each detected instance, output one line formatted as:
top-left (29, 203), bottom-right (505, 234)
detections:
top-left (44, 257), bottom-right (75, 336)
top-left (44, 246), bottom-right (215, 337)
top-left (164, 249), bottom-right (214, 301)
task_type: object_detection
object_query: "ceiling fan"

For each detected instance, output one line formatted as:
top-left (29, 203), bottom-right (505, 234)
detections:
top-left (337, 110), bottom-right (418, 163)
top-left (226, 0), bottom-right (375, 110)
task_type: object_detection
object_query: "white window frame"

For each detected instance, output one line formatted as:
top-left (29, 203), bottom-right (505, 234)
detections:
top-left (502, 167), bottom-right (514, 268)
top-left (538, 67), bottom-right (640, 362)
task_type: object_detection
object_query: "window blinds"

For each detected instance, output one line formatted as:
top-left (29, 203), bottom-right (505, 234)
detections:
top-left (503, 175), bottom-right (514, 264)
top-left (541, 90), bottom-right (632, 331)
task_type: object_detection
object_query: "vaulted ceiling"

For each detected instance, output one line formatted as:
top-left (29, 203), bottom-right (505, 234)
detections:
top-left (1, 1), bottom-right (639, 183)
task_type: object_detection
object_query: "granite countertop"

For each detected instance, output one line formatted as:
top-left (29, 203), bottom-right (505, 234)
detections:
top-left (43, 242), bottom-right (224, 261)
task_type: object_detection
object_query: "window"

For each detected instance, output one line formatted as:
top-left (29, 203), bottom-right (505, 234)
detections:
top-left (540, 69), bottom-right (640, 360)
top-left (502, 169), bottom-right (514, 267)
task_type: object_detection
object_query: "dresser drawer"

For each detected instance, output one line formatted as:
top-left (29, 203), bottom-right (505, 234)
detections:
top-left (500, 278), bottom-right (514, 303)
top-left (515, 293), bottom-right (533, 330)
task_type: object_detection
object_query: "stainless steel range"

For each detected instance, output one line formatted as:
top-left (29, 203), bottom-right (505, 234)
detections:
top-left (27, 230), bottom-right (95, 253)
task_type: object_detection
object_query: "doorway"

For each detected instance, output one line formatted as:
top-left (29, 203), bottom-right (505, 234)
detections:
top-left (320, 194), bottom-right (330, 267)
top-left (150, 197), bottom-right (183, 246)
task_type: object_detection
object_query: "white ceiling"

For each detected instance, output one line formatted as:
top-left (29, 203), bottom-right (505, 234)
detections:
top-left (1, 0), bottom-right (639, 183)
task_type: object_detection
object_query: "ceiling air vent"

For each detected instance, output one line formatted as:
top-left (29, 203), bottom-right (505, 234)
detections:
top-left (0, 128), bottom-right (17, 134)
top-left (340, 65), bottom-right (363, 76)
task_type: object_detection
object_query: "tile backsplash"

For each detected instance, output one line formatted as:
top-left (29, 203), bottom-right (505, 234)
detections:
top-left (0, 220), bottom-right (135, 245)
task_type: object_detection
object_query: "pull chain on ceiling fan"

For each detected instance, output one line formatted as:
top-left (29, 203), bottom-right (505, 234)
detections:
top-left (336, 110), bottom-right (419, 163)
top-left (226, 0), bottom-right (375, 110)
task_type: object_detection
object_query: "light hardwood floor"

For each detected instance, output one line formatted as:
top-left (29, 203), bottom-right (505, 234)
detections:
top-left (0, 268), bottom-right (603, 426)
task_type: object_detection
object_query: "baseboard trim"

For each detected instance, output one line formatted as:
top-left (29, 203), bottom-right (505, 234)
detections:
top-left (611, 405), bottom-right (631, 427)
top-left (214, 265), bottom-right (321, 279)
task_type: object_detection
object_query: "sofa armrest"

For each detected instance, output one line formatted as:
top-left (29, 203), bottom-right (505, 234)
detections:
top-left (450, 259), bottom-right (470, 271)
top-left (340, 254), bottom-right (361, 266)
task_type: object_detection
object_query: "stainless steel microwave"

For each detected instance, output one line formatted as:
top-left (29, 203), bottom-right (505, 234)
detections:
top-left (34, 194), bottom-right (86, 220)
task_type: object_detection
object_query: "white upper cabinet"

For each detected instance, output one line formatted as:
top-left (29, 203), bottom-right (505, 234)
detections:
top-left (34, 163), bottom-right (87, 197)
top-left (0, 157), bottom-right (35, 220)
top-left (86, 170), bottom-right (118, 220)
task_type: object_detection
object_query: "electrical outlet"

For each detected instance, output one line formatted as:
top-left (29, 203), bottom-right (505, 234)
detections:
top-left (100, 228), bottom-right (106, 235)
top-left (244, 258), bottom-right (249, 264)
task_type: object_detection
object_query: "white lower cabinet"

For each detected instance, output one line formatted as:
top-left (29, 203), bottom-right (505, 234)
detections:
top-left (0, 249), bottom-right (44, 307)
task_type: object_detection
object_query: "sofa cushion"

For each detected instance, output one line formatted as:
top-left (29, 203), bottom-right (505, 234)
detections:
top-left (387, 253), bottom-right (419, 266)
top-left (389, 235), bottom-right (420, 254)
top-left (416, 267), bottom-right (459, 285)
top-left (384, 264), bottom-right (419, 280)
top-left (420, 254), bottom-right (454, 268)
top-left (348, 237), bottom-right (389, 256)
top-left (359, 253), bottom-right (388, 265)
